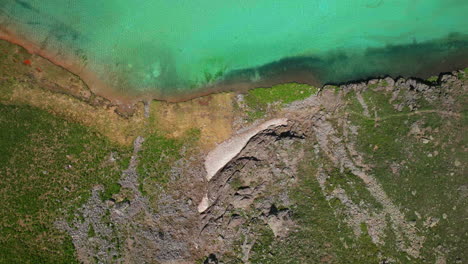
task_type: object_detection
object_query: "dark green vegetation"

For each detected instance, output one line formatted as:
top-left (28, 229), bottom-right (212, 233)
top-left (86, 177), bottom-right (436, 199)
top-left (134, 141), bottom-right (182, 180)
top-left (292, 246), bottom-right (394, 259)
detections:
top-left (0, 103), bottom-right (131, 263)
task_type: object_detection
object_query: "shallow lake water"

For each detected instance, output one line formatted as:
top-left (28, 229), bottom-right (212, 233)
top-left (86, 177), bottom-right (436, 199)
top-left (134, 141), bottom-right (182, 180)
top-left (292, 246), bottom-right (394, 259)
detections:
top-left (1, 0), bottom-right (467, 99)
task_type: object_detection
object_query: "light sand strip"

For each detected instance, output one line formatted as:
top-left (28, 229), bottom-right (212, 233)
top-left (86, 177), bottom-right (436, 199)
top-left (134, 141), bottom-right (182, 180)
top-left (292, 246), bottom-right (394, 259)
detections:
top-left (204, 118), bottom-right (288, 181)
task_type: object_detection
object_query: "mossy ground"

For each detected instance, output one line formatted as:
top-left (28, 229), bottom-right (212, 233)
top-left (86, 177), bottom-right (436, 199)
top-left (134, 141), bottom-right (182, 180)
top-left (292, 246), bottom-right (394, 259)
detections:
top-left (346, 86), bottom-right (467, 263)
top-left (241, 83), bottom-right (318, 121)
top-left (0, 104), bottom-right (132, 263)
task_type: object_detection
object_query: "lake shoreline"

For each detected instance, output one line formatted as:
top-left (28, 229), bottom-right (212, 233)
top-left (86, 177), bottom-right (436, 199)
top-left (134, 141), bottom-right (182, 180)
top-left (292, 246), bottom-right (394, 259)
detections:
top-left (1, 29), bottom-right (467, 106)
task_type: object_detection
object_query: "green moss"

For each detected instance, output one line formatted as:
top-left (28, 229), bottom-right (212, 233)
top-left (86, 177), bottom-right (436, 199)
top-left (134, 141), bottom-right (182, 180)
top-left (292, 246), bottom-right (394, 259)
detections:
top-left (426, 75), bottom-right (438, 82)
top-left (355, 223), bottom-right (380, 261)
top-left (0, 77), bottom-right (15, 101)
top-left (323, 85), bottom-right (340, 94)
top-left (246, 83), bottom-right (318, 105)
top-left (460, 67), bottom-right (468, 80)
top-left (137, 133), bottom-right (182, 190)
top-left (184, 127), bottom-right (202, 141)
top-left (137, 128), bottom-right (199, 208)
top-left (229, 176), bottom-right (244, 190)
top-left (249, 226), bottom-right (275, 263)
top-left (332, 85), bottom-right (341, 93)
top-left (0, 103), bottom-right (130, 263)
top-left (246, 109), bottom-right (266, 121)
top-left (324, 168), bottom-right (383, 210)
top-left (87, 225), bottom-right (96, 238)
top-left (244, 83), bottom-right (318, 120)
top-left (100, 182), bottom-right (122, 201)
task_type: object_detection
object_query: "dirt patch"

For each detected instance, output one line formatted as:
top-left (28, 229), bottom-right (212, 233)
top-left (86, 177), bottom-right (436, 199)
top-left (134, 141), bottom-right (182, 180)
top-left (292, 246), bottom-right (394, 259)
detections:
top-left (151, 93), bottom-right (236, 150)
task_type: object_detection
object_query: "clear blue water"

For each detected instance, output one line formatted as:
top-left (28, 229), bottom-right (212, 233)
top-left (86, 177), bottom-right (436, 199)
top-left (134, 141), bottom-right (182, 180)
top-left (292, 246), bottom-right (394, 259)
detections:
top-left (1, 0), bottom-right (467, 99)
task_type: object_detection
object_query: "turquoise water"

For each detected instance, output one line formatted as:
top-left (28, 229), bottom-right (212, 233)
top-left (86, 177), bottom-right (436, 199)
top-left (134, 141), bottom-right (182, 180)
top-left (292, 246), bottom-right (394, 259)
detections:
top-left (1, 0), bottom-right (467, 99)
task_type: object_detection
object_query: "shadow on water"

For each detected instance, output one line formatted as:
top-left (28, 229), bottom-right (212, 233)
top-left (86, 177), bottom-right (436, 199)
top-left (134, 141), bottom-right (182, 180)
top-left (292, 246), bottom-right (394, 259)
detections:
top-left (99, 32), bottom-right (468, 101)
top-left (1, 14), bottom-right (467, 102)
top-left (220, 33), bottom-right (468, 90)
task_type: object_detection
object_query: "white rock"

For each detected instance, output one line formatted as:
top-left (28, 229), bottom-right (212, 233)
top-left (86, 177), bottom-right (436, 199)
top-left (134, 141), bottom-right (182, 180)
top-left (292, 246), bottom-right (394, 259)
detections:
top-left (204, 118), bottom-right (288, 180)
top-left (197, 194), bottom-right (210, 213)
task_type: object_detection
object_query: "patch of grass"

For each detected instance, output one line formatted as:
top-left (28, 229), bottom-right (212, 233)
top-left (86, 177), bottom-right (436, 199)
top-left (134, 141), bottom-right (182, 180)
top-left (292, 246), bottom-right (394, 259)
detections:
top-left (87, 225), bottom-right (96, 238)
top-left (137, 128), bottom-right (199, 207)
top-left (362, 88), bottom-right (409, 115)
top-left (0, 103), bottom-right (131, 263)
top-left (137, 133), bottom-right (182, 189)
top-left (249, 225), bottom-right (275, 263)
top-left (0, 40), bottom-right (145, 146)
top-left (459, 67), bottom-right (468, 80)
top-left (246, 83), bottom-right (318, 106)
top-left (323, 85), bottom-right (340, 94)
top-left (0, 77), bottom-right (16, 101)
top-left (324, 168), bottom-right (383, 210)
top-left (229, 176), bottom-right (244, 190)
top-left (244, 83), bottom-right (318, 120)
top-left (100, 182), bottom-right (122, 201)
top-left (347, 87), bottom-right (467, 262)
top-left (426, 75), bottom-right (438, 82)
